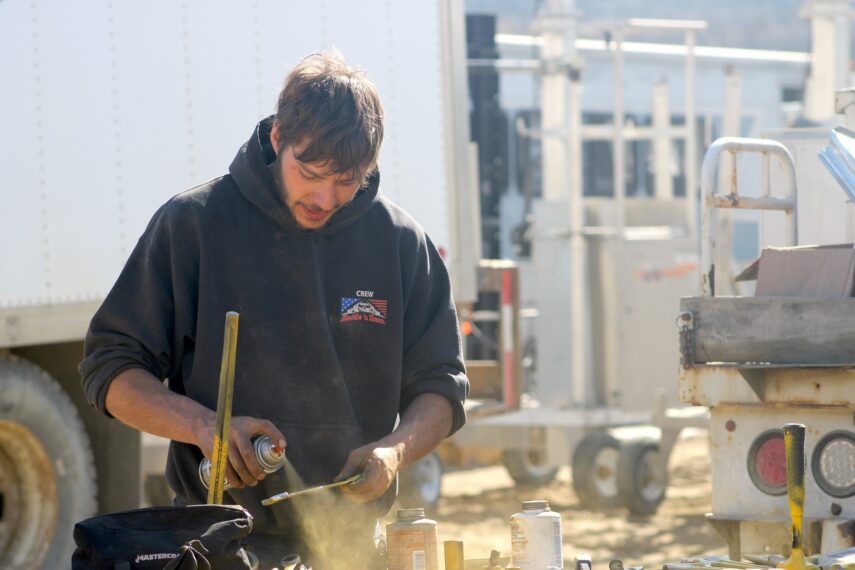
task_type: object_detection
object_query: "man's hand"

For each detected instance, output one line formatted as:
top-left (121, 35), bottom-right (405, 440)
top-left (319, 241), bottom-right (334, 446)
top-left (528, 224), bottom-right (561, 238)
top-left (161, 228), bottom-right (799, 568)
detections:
top-left (336, 443), bottom-right (402, 503)
top-left (195, 416), bottom-right (287, 489)
top-left (105, 369), bottom-right (288, 490)
top-left (105, 370), bottom-right (452, 501)
top-left (334, 393), bottom-right (455, 504)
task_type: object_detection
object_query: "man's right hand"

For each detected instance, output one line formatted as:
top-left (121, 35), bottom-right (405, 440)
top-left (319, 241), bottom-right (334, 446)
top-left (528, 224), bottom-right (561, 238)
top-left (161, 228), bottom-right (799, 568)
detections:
top-left (104, 369), bottom-right (287, 489)
top-left (195, 416), bottom-right (287, 488)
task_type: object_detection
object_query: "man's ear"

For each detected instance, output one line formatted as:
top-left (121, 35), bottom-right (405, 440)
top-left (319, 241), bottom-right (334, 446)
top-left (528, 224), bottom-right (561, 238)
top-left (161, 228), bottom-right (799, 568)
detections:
top-left (270, 121), bottom-right (281, 155)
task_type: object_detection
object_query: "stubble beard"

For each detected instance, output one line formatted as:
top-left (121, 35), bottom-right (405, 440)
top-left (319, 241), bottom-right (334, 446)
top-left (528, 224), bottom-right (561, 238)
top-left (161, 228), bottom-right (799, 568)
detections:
top-left (271, 154), bottom-right (361, 229)
top-left (272, 155), bottom-right (320, 229)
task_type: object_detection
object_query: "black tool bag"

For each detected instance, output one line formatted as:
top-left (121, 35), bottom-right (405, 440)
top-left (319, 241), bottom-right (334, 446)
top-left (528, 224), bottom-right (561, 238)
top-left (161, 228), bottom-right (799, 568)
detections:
top-left (72, 504), bottom-right (254, 570)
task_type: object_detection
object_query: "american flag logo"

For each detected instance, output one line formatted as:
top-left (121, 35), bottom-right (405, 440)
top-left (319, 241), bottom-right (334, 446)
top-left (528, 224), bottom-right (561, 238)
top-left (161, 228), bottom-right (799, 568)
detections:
top-left (340, 296), bottom-right (388, 325)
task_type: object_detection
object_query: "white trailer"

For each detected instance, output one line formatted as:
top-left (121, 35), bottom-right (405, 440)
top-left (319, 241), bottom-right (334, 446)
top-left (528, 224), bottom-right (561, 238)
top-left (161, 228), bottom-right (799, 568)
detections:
top-left (0, 2), bottom-right (477, 567)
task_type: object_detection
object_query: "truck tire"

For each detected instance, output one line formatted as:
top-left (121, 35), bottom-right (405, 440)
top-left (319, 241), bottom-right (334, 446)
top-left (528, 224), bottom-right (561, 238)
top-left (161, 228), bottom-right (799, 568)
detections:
top-left (502, 449), bottom-right (559, 486)
top-left (0, 357), bottom-right (97, 569)
top-left (397, 451), bottom-right (443, 511)
top-left (571, 432), bottom-right (622, 510)
top-left (617, 438), bottom-right (666, 515)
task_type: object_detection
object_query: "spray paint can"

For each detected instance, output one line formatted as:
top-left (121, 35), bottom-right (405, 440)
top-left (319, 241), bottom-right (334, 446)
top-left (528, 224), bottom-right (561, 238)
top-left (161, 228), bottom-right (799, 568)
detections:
top-left (510, 500), bottom-right (564, 570)
top-left (199, 435), bottom-right (285, 490)
top-left (386, 508), bottom-right (439, 570)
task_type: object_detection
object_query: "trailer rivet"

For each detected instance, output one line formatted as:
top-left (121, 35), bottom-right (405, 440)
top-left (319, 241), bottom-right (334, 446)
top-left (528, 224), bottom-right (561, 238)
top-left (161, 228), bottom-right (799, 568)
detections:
top-left (831, 503), bottom-right (842, 516)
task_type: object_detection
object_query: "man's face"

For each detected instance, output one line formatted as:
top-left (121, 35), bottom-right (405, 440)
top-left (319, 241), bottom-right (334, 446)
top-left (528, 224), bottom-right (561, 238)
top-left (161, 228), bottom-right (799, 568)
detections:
top-left (271, 130), bottom-right (363, 230)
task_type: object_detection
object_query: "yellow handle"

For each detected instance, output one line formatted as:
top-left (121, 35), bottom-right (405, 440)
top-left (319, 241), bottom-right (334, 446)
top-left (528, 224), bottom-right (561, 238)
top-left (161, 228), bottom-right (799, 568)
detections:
top-left (208, 311), bottom-right (240, 505)
top-left (778, 423), bottom-right (817, 570)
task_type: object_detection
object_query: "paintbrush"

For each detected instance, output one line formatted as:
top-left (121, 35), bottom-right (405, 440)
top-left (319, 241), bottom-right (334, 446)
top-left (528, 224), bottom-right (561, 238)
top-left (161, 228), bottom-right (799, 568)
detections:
top-left (261, 473), bottom-right (364, 506)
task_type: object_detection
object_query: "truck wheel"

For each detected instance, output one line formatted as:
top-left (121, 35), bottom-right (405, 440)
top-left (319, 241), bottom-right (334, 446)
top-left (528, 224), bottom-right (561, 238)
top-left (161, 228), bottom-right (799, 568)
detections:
top-left (502, 449), bottom-right (559, 486)
top-left (571, 432), bottom-right (622, 510)
top-left (398, 451), bottom-right (442, 510)
top-left (0, 357), bottom-right (97, 569)
top-left (617, 438), bottom-right (666, 515)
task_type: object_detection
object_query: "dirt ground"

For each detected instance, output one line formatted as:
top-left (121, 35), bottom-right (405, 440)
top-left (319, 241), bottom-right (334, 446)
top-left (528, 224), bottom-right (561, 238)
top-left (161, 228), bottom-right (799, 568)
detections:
top-left (420, 430), bottom-right (726, 568)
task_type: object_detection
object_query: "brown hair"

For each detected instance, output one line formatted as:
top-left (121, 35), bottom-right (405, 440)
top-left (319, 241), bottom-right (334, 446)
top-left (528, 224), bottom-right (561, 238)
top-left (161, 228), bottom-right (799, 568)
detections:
top-left (274, 51), bottom-right (384, 182)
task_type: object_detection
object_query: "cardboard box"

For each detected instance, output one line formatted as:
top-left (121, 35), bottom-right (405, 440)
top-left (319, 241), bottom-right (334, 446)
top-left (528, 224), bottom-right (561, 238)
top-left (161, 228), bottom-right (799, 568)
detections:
top-left (735, 244), bottom-right (855, 297)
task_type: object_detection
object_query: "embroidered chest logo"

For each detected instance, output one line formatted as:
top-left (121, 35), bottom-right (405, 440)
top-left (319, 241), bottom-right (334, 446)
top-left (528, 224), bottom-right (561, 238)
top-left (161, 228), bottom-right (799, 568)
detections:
top-left (340, 290), bottom-right (388, 325)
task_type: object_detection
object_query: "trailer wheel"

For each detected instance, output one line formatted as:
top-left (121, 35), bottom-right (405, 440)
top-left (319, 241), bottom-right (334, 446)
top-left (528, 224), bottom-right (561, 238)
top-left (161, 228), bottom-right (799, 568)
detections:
top-left (617, 438), bottom-right (666, 515)
top-left (0, 357), bottom-right (97, 569)
top-left (398, 451), bottom-right (443, 511)
top-left (502, 449), bottom-right (559, 486)
top-left (571, 432), bottom-right (622, 510)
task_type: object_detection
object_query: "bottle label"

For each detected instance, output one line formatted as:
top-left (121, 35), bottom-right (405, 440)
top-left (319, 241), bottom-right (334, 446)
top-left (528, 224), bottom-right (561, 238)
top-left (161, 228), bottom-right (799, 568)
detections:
top-left (388, 529), bottom-right (436, 570)
top-left (510, 516), bottom-right (563, 569)
top-left (510, 519), bottom-right (529, 561)
top-left (553, 520), bottom-right (562, 567)
top-left (413, 549), bottom-right (426, 570)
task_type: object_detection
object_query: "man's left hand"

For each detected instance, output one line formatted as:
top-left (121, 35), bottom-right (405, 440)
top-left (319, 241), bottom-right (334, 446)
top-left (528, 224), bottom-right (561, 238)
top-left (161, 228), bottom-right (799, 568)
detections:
top-left (336, 443), bottom-right (402, 503)
top-left (333, 394), bottom-right (454, 504)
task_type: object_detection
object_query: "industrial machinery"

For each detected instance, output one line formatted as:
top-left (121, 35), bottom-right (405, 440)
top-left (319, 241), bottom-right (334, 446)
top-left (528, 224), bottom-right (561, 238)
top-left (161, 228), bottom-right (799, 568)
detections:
top-left (678, 129), bottom-right (855, 558)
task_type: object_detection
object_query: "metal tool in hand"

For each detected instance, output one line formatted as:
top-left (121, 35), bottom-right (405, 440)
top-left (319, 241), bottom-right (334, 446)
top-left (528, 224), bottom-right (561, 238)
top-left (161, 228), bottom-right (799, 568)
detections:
top-left (261, 473), bottom-right (364, 506)
top-left (778, 423), bottom-right (819, 570)
top-left (207, 311), bottom-right (240, 505)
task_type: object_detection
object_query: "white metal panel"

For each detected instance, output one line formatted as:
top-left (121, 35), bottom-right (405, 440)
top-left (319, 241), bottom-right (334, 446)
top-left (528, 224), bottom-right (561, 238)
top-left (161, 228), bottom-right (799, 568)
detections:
top-left (0, 1), bottom-right (47, 307)
top-left (181, 2), bottom-right (269, 181)
top-left (679, 366), bottom-right (855, 408)
top-left (764, 128), bottom-right (855, 248)
top-left (38, 1), bottom-right (125, 304)
top-left (532, 200), bottom-right (578, 407)
top-left (710, 406), bottom-right (855, 521)
top-left (439, 0), bottom-right (479, 303)
top-left (612, 236), bottom-right (698, 411)
top-left (2, 1), bottom-right (460, 316)
top-left (384, 0), bottom-right (450, 252)
top-left (108, 0), bottom-right (195, 262)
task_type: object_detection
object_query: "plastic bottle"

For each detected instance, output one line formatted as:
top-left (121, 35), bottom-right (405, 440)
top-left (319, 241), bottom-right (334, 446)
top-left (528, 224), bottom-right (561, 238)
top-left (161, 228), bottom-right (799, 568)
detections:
top-left (386, 508), bottom-right (438, 570)
top-left (510, 500), bottom-right (564, 569)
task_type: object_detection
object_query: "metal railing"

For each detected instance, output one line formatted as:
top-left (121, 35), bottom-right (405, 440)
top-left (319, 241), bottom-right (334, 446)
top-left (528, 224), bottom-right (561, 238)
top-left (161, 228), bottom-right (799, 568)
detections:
top-left (699, 137), bottom-right (798, 296)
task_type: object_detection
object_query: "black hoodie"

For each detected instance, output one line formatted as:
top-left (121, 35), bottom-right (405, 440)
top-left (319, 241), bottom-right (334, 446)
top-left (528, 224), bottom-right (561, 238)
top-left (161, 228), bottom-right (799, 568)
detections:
top-left (80, 117), bottom-right (468, 541)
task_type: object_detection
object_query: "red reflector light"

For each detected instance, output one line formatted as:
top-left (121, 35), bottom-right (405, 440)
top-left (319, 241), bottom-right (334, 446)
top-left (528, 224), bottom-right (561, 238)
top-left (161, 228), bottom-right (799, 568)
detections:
top-left (748, 430), bottom-right (787, 496)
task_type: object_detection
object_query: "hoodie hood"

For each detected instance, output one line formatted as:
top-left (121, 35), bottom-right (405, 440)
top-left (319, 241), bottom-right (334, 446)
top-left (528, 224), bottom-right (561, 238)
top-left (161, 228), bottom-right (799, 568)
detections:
top-left (228, 116), bottom-right (380, 236)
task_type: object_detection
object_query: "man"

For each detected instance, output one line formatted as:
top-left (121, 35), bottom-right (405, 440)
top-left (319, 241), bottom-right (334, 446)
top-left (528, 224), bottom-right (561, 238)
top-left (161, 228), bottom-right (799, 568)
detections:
top-left (80, 52), bottom-right (468, 569)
